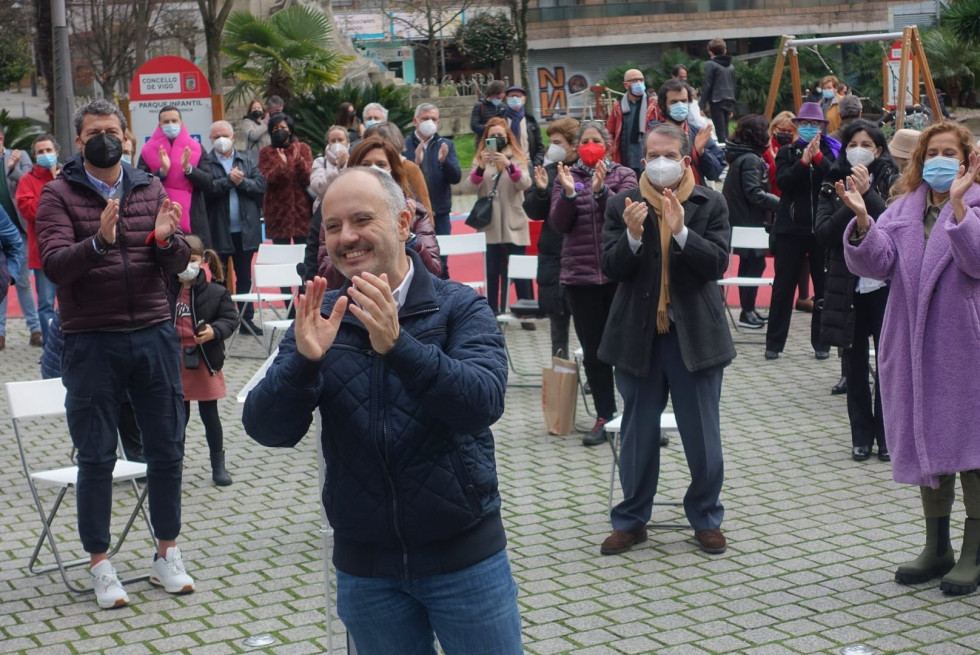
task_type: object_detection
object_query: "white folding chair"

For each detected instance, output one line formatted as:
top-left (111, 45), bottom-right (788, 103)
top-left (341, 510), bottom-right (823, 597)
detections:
top-left (495, 255), bottom-right (544, 385)
top-left (229, 262), bottom-right (301, 354)
top-left (229, 245), bottom-right (306, 350)
top-left (6, 378), bottom-right (155, 594)
top-left (256, 243), bottom-right (307, 265)
top-left (716, 226), bottom-right (773, 339)
top-left (436, 233), bottom-right (487, 294)
top-left (603, 414), bottom-right (686, 528)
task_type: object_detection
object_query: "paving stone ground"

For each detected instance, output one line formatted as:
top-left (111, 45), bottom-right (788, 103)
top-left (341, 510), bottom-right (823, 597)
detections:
top-left (2, 306), bottom-right (979, 655)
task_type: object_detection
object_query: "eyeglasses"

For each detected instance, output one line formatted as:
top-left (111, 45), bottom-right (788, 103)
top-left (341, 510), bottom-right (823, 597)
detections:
top-left (625, 77), bottom-right (645, 84)
top-left (794, 120), bottom-right (824, 128)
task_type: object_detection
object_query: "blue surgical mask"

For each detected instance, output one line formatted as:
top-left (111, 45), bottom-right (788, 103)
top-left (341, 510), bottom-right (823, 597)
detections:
top-left (507, 96), bottom-right (524, 110)
top-left (822, 89), bottom-right (836, 100)
top-left (630, 82), bottom-right (645, 96)
top-left (36, 153), bottom-right (58, 169)
top-left (162, 123), bottom-right (181, 139)
top-left (669, 103), bottom-right (690, 122)
top-left (121, 155), bottom-right (132, 165)
top-left (921, 156), bottom-right (962, 192)
top-left (489, 98), bottom-right (503, 107)
top-left (797, 125), bottom-right (821, 143)
top-left (363, 120), bottom-right (380, 129)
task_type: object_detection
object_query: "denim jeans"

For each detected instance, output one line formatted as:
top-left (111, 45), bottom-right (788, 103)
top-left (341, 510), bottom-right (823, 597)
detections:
top-left (63, 321), bottom-right (186, 553)
top-left (33, 268), bottom-right (56, 340)
top-left (336, 549), bottom-right (524, 655)
top-left (0, 268), bottom-right (41, 335)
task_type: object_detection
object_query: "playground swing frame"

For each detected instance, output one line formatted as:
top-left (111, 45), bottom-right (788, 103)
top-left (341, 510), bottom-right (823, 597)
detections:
top-left (763, 25), bottom-right (942, 132)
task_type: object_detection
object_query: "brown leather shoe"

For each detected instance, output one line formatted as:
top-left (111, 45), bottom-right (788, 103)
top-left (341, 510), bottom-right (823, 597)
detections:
top-left (0, 335), bottom-right (5, 350)
top-left (695, 528), bottom-right (727, 554)
top-left (29, 332), bottom-right (43, 347)
top-left (600, 526), bottom-right (648, 555)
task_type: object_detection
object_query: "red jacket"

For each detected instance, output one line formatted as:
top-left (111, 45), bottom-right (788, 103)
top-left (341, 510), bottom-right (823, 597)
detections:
top-left (258, 140), bottom-right (314, 239)
top-left (606, 98), bottom-right (662, 166)
top-left (15, 165), bottom-right (55, 269)
top-left (35, 156), bottom-right (191, 333)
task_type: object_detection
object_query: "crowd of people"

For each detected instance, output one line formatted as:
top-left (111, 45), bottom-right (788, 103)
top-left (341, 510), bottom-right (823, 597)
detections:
top-left (2, 34), bottom-right (980, 653)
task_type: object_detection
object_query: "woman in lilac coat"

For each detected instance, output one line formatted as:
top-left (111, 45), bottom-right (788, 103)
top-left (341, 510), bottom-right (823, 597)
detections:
top-left (549, 120), bottom-right (637, 446)
top-left (842, 122), bottom-right (980, 596)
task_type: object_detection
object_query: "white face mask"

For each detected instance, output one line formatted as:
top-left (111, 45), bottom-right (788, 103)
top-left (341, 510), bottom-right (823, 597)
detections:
top-left (418, 119), bottom-right (437, 138)
top-left (369, 164), bottom-right (391, 176)
top-left (328, 142), bottom-right (347, 156)
top-left (177, 261), bottom-right (200, 282)
top-left (846, 146), bottom-right (876, 168)
top-left (212, 136), bottom-right (233, 155)
top-left (544, 144), bottom-right (567, 165)
top-left (644, 156), bottom-right (683, 188)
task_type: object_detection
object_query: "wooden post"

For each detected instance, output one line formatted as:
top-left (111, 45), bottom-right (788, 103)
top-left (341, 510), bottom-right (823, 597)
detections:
top-left (895, 26), bottom-right (913, 130)
top-left (764, 35), bottom-right (793, 120)
top-left (912, 26), bottom-right (943, 122)
top-left (788, 48), bottom-right (802, 111)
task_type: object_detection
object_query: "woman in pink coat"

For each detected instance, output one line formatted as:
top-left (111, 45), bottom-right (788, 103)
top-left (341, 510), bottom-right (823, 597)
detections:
top-left (842, 122), bottom-right (980, 596)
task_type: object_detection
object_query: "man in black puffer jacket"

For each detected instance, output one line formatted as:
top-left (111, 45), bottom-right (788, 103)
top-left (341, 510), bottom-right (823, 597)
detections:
top-left (244, 168), bottom-right (522, 655)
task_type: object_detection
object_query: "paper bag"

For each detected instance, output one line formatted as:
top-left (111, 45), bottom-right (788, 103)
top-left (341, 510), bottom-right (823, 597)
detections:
top-left (541, 355), bottom-right (578, 435)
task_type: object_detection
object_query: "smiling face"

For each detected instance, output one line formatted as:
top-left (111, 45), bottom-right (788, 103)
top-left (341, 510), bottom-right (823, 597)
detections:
top-left (322, 170), bottom-right (411, 284)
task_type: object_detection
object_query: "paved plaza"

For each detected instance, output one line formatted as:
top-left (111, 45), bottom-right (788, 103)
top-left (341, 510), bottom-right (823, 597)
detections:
top-left (2, 306), bottom-right (979, 655)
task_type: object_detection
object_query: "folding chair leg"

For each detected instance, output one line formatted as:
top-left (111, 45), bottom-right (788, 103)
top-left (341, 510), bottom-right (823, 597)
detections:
top-left (500, 323), bottom-right (541, 387)
top-left (605, 429), bottom-right (688, 530)
top-left (27, 487), bottom-right (88, 577)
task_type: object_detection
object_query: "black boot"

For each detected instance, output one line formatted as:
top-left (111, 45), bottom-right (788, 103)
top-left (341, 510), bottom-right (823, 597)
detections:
top-left (895, 515), bottom-right (955, 585)
top-left (210, 451), bottom-right (232, 487)
top-left (941, 518), bottom-right (980, 595)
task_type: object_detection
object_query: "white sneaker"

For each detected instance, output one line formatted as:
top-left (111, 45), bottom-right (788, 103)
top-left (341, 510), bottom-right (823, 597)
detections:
top-left (90, 560), bottom-right (130, 609)
top-left (149, 546), bottom-right (195, 594)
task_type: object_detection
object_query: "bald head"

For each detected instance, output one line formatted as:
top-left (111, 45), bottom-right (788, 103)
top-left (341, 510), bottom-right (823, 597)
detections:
top-left (624, 69), bottom-right (645, 98)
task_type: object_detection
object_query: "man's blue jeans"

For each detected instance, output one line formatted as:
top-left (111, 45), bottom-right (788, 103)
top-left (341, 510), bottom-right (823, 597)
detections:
top-left (33, 268), bottom-right (55, 340)
top-left (0, 268), bottom-right (40, 336)
top-left (336, 549), bottom-right (524, 655)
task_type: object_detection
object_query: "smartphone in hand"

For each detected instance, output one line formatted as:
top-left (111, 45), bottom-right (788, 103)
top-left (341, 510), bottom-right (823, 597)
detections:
top-left (486, 138), bottom-right (497, 152)
top-left (194, 320), bottom-right (207, 335)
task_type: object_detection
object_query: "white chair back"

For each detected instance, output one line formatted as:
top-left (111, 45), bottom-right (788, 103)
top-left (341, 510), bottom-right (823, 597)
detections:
top-left (730, 226), bottom-right (770, 251)
top-left (256, 243), bottom-right (306, 265)
top-left (507, 255), bottom-right (538, 282)
top-left (6, 379), bottom-right (67, 421)
top-left (436, 232), bottom-right (486, 256)
top-left (253, 263), bottom-right (302, 289)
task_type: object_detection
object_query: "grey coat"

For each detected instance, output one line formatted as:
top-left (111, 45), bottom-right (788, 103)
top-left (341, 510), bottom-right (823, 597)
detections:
top-left (2, 147), bottom-right (33, 232)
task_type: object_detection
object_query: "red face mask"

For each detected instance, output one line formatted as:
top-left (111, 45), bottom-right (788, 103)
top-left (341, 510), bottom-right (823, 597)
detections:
top-left (578, 142), bottom-right (606, 167)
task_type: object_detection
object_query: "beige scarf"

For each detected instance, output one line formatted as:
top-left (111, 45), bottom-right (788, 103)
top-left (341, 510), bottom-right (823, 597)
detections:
top-left (638, 167), bottom-right (696, 333)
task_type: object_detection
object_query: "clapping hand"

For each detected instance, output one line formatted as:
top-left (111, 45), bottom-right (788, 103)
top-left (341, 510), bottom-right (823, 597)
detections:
top-left (802, 132), bottom-right (821, 165)
top-left (950, 151), bottom-right (980, 224)
top-left (181, 146), bottom-right (192, 172)
top-left (556, 162), bottom-right (575, 197)
top-left (159, 146), bottom-right (171, 175)
top-left (229, 167), bottom-right (244, 185)
top-left (592, 159), bottom-right (607, 194)
top-left (533, 165), bottom-right (549, 190)
top-left (662, 188), bottom-right (685, 235)
top-left (99, 199), bottom-right (120, 244)
top-left (438, 141), bottom-right (449, 164)
top-left (849, 164), bottom-right (870, 194)
top-left (836, 178), bottom-right (869, 228)
top-left (294, 276), bottom-right (348, 361)
top-left (694, 123), bottom-right (712, 155)
top-left (623, 197), bottom-right (648, 241)
top-left (154, 199), bottom-right (181, 241)
top-left (347, 272), bottom-right (400, 355)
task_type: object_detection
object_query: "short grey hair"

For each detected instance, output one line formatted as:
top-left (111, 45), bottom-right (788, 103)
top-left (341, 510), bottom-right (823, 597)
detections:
top-left (837, 95), bottom-right (863, 120)
top-left (645, 123), bottom-right (690, 159)
top-left (73, 99), bottom-right (128, 136)
top-left (209, 119), bottom-right (234, 135)
top-left (577, 120), bottom-right (611, 145)
top-left (363, 103), bottom-right (389, 121)
top-left (414, 103), bottom-right (438, 120)
top-left (330, 167), bottom-right (407, 224)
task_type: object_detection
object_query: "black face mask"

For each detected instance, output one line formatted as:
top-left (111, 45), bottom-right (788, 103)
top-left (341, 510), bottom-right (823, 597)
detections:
top-left (249, 110), bottom-right (264, 121)
top-left (271, 129), bottom-right (291, 148)
top-left (774, 132), bottom-right (794, 146)
top-left (82, 132), bottom-right (123, 168)
top-left (494, 136), bottom-right (507, 152)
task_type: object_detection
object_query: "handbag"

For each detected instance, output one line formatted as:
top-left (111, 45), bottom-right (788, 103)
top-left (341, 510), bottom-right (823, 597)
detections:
top-left (465, 172), bottom-right (501, 229)
top-left (541, 353), bottom-right (579, 435)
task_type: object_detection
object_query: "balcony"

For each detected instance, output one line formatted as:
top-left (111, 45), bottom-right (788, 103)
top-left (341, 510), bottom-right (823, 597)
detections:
top-left (528, 0), bottom-right (857, 22)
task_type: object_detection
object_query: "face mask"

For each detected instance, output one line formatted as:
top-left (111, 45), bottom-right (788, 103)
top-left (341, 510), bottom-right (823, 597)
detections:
top-left (774, 132), bottom-right (794, 146)
top-left (797, 125), bottom-right (821, 143)
top-left (578, 142), bottom-right (606, 168)
top-left (364, 120), bottom-right (380, 129)
top-left (212, 137), bottom-right (233, 155)
top-left (493, 136), bottom-right (508, 152)
top-left (544, 144), bottom-right (566, 164)
top-left (668, 103), bottom-right (690, 122)
top-left (490, 98), bottom-right (503, 107)
top-left (328, 143), bottom-right (347, 156)
top-left (177, 261), bottom-right (200, 282)
top-left (418, 119), bottom-right (437, 138)
top-left (271, 129), bottom-right (291, 148)
top-left (249, 110), bottom-right (264, 121)
top-left (822, 89), bottom-right (836, 99)
top-left (506, 96), bottom-right (524, 110)
top-left (36, 154), bottom-right (58, 169)
top-left (630, 82), bottom-right (645, 97)
top-left (82, 132), bottom-right (123, 169)
top-left (846, 146), bottom-right (876, 168)
top-left (162, 123), bottom-right (181, 139)
top-left (644, 156), bottom-right (683, 187)
top-left (368, 164), bottom-right (391, 176)
top-left (921, 156), bottom-right (962, 192)
top-left (121, 155), bottom-right (132, 165)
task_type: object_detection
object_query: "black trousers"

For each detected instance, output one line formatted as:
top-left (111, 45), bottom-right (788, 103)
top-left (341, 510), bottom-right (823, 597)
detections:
top-left (709, 100), bottom-right (734, 144)
top-left (766, 233), bottom-right (827, 353)
top-left (736, 251), bottom-right (767, 313)
top-left (184, 400), bottom-right (224, 454)
top-left (231, 232), bottom-right (257, 321)
top-left (845, 286), bottom-right (888, 450)
top-left (565, 283), bottom-right (618, 420)
top-left (486, 243), bottom-right (532, 315)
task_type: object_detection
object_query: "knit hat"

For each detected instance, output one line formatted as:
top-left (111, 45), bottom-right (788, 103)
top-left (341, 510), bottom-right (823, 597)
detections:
top-left (889, 129), bottom-right (921, 160)
top-left (792, 102), bottom-right (828, 123)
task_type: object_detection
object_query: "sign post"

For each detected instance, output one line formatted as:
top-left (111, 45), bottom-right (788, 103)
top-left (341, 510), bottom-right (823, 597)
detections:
top-left (129, 56), bottom-right (215, 156)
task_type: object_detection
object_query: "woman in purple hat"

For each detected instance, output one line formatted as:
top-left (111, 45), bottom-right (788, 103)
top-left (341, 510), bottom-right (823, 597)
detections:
top-left (764, 102), bottom-right (840, 360)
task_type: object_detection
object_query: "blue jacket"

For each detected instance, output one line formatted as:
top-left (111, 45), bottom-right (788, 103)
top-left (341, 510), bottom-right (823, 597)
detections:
top-left (0, 204), bottom-right (24, 303)
top-left (243, 249), bottom-right (509, 578)
top-left (403, 132), bottom-right (461, 216)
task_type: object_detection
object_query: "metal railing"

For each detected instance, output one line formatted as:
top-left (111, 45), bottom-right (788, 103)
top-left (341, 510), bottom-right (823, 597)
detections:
top-left (528, 0), bottom-right (856, 23)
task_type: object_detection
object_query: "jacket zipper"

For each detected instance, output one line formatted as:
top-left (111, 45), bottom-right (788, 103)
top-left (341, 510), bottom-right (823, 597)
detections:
top-left (591, 192), bottom-right (603, 286)
top-left (116, 195), bottom-right (137, 325)
top-left (372, 352), bottom-right (410, 578)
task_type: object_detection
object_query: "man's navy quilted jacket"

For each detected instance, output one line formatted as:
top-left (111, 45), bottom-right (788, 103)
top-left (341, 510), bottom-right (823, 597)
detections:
top-left (243, 249), bottom-right (510, 578)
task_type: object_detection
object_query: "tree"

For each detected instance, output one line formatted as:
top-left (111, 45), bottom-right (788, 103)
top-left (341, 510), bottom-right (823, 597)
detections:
top-left (383, 0), bottom-right (480, 80)
top-left (508, 0), bottom-right (529, 91)
top-left (921, 27), bottom-right (980, 107)
top-left (221, 6), bottom-right (351, 107)
top-left (197, 0), bottom-right (236, 94)
top-left (0, 0), bottom-right (34, 92)
top-left (456, 12), bottom-right (514, 68)
top-left (942, 0), bottom-right (980, 46)
top-left (34, 0), bottom-right (55, 127)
